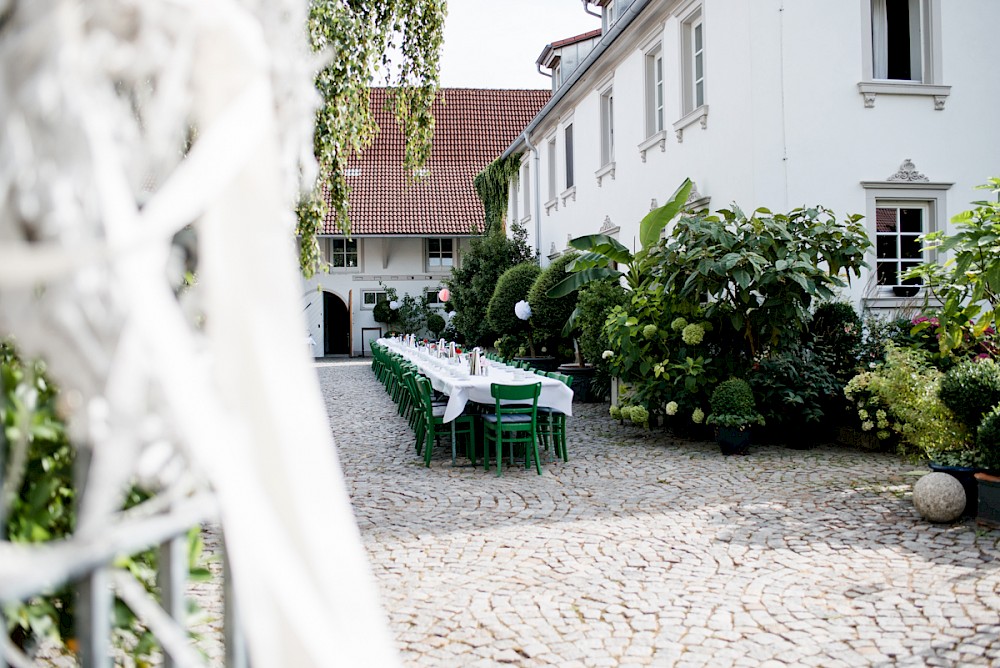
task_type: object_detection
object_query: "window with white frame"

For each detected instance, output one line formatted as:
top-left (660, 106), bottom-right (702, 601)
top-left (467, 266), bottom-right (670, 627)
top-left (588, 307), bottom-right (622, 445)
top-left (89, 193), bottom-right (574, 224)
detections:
top-left (645, 45), bottom-right (664, 136)
top-left (426, 238), bottom-right (454, 271)
top-left (564, 124), bottom-right (575, 189)
top-left (425, 287), bottom-right (450, 307)
top-left (875, 203), bottom-right (928, 287)
top-left (521, 162), bottom-right (531, 219)
top-left (361, 289), bottom-right (388, 309)
top-left (600, 87), bottom-right (615, 166)
top-left (860, 0), bottom-right (946, 107)
top-left (682, 10), bottom-right (705, 114)
top-left (871, 0), bottom-right (927, 81)
top-left (322, 238), bottom-right (358, 269)
top-left (861, 173), bottom-right (951, 299)
top-left (547, 137), bottom-right (557, 202)
top-left (510, 176), bottom-right (519, 222)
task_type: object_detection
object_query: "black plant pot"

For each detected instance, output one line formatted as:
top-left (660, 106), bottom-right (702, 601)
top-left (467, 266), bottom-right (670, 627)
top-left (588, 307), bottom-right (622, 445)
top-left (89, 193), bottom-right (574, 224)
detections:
top-left (930, 463), bottom-right (980, 517)
top-left (974, 472), bottom-right (1000, 529)
top-left (557, 364), bottom-right (597, 402)
top-left (716, 426), bottom-right (751, 456)
top-left (892, 285), bottom-right (920, 297)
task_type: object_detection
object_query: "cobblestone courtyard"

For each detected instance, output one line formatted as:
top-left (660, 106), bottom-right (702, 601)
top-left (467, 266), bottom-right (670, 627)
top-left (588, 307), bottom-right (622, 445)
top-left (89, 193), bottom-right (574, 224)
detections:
top-left (318, 358), bottom-right (1000, 667)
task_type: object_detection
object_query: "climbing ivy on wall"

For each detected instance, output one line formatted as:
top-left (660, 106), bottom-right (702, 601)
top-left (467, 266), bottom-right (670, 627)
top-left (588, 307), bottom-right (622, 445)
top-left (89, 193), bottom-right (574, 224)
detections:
top-left (474, 152), bottom-right (522, 235)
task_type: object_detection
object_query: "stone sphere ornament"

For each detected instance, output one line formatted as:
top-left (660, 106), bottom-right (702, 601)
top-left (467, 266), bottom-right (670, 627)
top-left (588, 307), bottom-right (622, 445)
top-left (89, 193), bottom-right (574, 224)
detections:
top-left (912, 472), bottom-right (966, 523)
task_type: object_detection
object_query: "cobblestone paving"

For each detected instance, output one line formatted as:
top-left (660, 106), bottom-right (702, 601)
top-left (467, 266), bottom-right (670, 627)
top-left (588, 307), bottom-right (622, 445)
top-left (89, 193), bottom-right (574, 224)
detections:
top-left (318, 358), bottom-right (1000, 667)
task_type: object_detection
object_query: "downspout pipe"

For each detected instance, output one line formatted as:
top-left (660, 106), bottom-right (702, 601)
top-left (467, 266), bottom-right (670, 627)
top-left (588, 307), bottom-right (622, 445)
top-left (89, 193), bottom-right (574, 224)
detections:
top-left (582, 0), bottom-right (601, 18)
top-left (523, 133), bottom-right (543, 261)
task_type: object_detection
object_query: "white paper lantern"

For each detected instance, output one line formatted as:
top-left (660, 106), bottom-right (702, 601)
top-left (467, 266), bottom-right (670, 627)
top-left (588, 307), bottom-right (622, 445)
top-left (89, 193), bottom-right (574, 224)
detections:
top-left (514, 300), bottom-right (532, 321)
top-left (389, 300), bottom-right (401, 310)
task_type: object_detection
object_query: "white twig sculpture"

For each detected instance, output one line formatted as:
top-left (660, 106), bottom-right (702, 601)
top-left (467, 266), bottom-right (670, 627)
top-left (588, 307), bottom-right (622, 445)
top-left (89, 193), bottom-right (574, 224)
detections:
top-left (0, 0), bottom-right (398, 665)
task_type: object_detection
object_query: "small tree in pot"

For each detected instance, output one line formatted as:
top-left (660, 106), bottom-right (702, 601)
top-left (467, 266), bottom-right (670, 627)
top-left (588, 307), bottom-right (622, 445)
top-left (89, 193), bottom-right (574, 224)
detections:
top-left (707, 378), bottom-right (764, 455)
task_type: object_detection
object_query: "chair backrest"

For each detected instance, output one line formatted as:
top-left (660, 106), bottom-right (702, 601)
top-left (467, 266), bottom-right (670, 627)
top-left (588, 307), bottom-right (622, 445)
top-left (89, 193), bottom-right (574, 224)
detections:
top-left (414, 375), bottom-right (435, 413)
top-left (491, 382), bottom-right (541, 422)
top-left (548, 372), bottom-right (573, 388)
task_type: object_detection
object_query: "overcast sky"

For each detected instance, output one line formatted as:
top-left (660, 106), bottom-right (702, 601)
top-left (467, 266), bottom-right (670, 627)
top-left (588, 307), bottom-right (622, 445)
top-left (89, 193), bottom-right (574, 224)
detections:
top-left (438, 0), bottom-right (601, 89)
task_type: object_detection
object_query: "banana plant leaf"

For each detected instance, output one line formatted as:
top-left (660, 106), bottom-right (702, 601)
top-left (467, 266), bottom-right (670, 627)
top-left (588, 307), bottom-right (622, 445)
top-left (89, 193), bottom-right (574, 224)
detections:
top-left (547, 266), bottom-right (622, 298)
top-left (638, 178), bottom-right (693, 250)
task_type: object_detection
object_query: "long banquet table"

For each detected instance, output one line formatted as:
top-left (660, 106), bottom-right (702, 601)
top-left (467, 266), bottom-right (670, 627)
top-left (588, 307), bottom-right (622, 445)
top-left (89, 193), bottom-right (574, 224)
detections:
top-left (380, 338), bottom-right (574, 422)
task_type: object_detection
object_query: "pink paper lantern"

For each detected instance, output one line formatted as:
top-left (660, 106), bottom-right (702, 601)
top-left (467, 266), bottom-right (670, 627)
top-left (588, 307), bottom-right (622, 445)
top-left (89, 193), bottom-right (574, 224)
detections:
top-left (438, 288), bottom-right (450, 302)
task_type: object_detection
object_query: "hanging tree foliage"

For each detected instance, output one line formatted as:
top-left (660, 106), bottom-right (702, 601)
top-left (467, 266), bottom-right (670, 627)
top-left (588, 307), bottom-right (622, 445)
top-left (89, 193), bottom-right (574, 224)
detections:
top-left (474, 152), bottom-right (522, 235)
top-left (298, 0), bottom-right (447, 277)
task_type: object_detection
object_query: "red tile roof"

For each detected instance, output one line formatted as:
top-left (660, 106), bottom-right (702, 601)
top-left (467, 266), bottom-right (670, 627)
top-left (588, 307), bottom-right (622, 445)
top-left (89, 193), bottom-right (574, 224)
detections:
top-left (551, 29), bottom-right (603, 49)
top-left (324, 88), bottom-right (550, 236)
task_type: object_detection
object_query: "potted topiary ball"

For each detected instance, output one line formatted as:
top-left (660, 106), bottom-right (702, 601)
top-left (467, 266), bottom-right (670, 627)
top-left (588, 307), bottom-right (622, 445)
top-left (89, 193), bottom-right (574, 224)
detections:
top-left (974, 405), bottom-right (1000, 528)
top-left (707, 378), bottom-right (765, 455)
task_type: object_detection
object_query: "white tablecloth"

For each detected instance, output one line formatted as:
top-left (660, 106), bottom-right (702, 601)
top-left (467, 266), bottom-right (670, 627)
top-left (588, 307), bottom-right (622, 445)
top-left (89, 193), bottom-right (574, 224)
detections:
top-left (380, 339), bottom-right (574, 422)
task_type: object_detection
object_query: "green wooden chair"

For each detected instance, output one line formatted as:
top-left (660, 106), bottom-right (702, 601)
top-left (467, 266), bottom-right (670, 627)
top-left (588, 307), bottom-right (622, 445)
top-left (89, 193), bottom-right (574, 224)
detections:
top-left (537, 372), bottom-right (572, 462)
top-left (414, 376), bottom-right (475, 467)
top-left (482, 382), bottom-right (542, 477)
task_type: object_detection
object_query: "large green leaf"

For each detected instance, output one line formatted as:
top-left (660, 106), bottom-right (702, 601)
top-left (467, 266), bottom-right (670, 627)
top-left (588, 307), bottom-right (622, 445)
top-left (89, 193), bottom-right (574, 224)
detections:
top-left (547, 266), bottom-right (622, 298)
top-left (638, 178), bottom-right (694, 250)
top-left (568, 234), bottom-right (634, 265)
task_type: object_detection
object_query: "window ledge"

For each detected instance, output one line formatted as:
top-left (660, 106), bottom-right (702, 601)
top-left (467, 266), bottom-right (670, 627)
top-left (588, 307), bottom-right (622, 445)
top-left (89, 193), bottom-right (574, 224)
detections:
top-left (544, 197), bottom-right (559, 215)
top-left (863, 291), bottom-right (940, 311)
top-left (638, 131), bottom-right (668, 162)
top-left (857, 81), bottom-right (951, 109)
top-left (560, 185), bottom-right (577, 205)
top-left (673, 105), bottom-right (708, 143)
top-left (595, 162), bottom-right (616, 187)
top-left (520, 214), bottom-right (532, 225)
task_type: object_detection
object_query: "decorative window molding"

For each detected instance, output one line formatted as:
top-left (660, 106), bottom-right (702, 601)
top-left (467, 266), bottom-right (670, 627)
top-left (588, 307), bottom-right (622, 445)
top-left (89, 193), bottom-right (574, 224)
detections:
top-left (595, 161), bottom-right (616, 187)
top-left (599, 215), bottom-right (620, 236)
top-left (673, 104), bottom-right (709, 143)
top-left (860, 163), bottom-right (952, 307)
top-left (560, 185), bottom-right (577, 205)
top-left (857, 81), bottom-right (950, 109)
top-left (638, 131), bottom-right (668, 162)
top-left (886, 158), bottom-right (928, 182)
top-left (548, 242), bottom-right (561, 260)
top-left (544, 197), bottom-right (559, 215)
top-left (684, 181), bottom-right (711, 212)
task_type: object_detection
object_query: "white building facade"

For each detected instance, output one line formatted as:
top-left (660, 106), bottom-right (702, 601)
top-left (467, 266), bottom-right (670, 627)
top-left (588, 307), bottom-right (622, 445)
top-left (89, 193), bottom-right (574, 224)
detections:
top-left (507, 0), bottom-right (1000, 313)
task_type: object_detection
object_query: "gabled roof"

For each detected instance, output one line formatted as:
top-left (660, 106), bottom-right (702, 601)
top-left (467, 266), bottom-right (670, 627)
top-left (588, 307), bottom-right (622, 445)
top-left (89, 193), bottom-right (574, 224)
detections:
top-left (537, 29), bottom-right (604, 67)
top-left (324, 88), bottom-right (550, 236)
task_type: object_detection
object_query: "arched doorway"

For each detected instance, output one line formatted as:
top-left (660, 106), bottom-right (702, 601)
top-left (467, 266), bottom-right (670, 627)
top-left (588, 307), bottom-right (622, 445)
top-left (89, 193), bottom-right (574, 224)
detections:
top-left (322, 291), bottom-right (350, 355)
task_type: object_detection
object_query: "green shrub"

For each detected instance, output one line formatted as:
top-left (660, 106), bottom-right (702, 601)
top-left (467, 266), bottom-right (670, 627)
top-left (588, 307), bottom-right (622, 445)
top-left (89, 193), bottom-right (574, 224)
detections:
top-left (939, 359), bottom-right (1000, 430)
top-left (487, 262), bottom-right (541, 353)
top-left (977, 406), bottom-right (1000, 471)
top-left (426, 312), bottom-right (446, 338)
top-left (446, 223), bottom-right (533, 347)
top-left (844, 344), bottom-right (972, 462)
top-left (750, 344), bottom-right (842, 428)
top-left (527, 253), bottom-right (579, 358)
top-left (707, 378), bottom-right (764, 429)
top-left (810, 301), bottom-right (862, 380)
top-left (576, 279), bottom-right (628, 399)
top-left (857, 314), bottom-right (914, 368)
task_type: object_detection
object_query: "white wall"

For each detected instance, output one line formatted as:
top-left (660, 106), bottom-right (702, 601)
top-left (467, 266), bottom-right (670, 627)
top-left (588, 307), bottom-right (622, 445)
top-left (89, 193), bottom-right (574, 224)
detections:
top-left (302, 237), bottom-right (465, 356)
top-left (524, 0), bottom-right (1000, 314)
